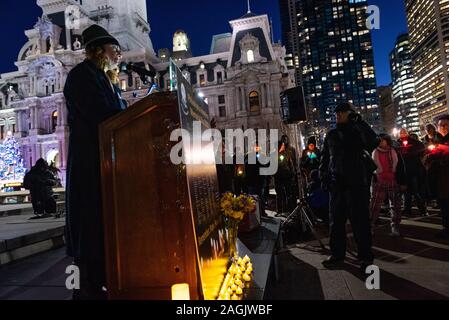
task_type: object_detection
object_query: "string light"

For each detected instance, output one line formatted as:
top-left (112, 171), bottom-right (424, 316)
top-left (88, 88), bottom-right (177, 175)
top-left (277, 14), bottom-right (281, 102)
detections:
top-left (0, 134), bottom-right (26, 184)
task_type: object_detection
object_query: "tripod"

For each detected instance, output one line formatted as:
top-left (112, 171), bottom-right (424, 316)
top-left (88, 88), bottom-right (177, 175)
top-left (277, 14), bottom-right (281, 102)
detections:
top-left (280, 171), bottom-right (326, 250)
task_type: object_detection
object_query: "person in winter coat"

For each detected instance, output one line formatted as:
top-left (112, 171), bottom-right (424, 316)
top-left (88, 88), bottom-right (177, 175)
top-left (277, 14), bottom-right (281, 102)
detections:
top-left (422, 123), bottom-right (443, 147)
top-left (274, 135), bottom-right (298, 214)
top-left (320, 102), bottom-right (379, 272)
top-left (424, 115), bottom-right (449, 239)
top-left (300, 136), bottom-right (322, 179)
top-left (370, 134), bottom-right (406, 237)
top-left (23, 158), bottom-right (56, 216)
top-left (397, 128), bottom-right (428, 216)
top-left (63, 25), bottom-right (123, 300)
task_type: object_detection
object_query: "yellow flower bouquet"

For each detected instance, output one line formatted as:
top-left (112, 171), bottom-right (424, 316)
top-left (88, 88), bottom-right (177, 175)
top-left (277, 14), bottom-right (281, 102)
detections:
top-left (220, 193), bottom-right (256, 258)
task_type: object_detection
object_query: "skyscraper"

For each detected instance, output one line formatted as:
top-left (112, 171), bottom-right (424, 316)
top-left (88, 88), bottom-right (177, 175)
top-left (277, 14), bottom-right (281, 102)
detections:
top-left (405, 0), bottom-right (449, 127)
top-left (279, 0), bottom-right (380, 139)
top-left (389, 33), bottom-right (420, 134)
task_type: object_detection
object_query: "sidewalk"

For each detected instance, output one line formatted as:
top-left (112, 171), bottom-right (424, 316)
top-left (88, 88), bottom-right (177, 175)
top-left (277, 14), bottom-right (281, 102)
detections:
top-left (0, 247), bottom-right (72, 300)
top-left (1, 205), bottom-right (448, 300)
top-left (0, 210), bottom-right (65, 265)
top-left (266, 213), bottom-right (449, 300)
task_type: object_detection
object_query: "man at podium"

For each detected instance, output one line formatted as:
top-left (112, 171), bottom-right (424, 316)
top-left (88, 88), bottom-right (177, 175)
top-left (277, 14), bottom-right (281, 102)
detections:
top-left (63, 25), bottom-right (123, 300)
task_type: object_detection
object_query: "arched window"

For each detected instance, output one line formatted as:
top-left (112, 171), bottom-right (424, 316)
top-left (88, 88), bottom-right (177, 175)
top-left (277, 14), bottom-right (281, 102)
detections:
top-left (249, 91), bottom-right (260, 113)
top-left (247, 50), bottom-right (255, 63)
top-left (51, 111), bottom-right (58, 132)
top-left (46, 37), bottom-right (51, 53)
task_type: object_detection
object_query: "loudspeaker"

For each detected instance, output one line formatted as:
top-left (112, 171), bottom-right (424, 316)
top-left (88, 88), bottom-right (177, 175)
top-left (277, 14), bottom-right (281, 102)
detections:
top-left (280, 86), bottom-right (307, 124)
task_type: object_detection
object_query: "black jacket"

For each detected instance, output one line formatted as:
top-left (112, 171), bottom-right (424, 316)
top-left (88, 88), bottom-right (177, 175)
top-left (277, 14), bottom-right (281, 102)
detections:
top-left (319, 120), bottom-right (379, 188)
top-left (64, 59), bottom-right (122, 266)
top-left (24, 168), bottom-right (55, 201)
top-left (396, 137), bottom-right (426, 178)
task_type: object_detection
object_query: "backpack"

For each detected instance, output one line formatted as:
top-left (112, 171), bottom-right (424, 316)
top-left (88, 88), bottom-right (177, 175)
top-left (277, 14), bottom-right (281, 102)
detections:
top-left (23, 171), bottom-right (33, 190)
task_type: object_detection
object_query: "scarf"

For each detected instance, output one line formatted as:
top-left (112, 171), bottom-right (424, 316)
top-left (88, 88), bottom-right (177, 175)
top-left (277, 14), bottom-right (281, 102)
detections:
top-left (372, 146), bottom-right (398, 174)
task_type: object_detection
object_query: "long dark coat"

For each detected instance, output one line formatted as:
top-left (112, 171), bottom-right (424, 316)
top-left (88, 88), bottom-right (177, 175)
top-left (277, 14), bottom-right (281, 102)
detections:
top-left (63, 60), bottom-right (122, 287)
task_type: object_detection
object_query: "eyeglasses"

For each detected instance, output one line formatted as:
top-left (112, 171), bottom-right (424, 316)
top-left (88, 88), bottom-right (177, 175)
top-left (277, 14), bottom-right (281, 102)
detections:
top-left (105, 44), bottom-right (121, 54)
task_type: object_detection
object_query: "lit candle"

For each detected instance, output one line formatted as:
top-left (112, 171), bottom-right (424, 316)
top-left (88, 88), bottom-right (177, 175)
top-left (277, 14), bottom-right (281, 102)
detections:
top-left (236, 286), bottom-right (243, 295)
top-left (171, 283), bottom-right (190, 300)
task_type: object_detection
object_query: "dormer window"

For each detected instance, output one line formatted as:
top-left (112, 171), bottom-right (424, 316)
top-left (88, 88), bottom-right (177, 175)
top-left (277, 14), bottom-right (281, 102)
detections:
top-left (199, 74), bottom-right (206, 86)
top-left (237, 33), bottom-right (266, 65)
top-left (247, 50), bottom-right (255, 63)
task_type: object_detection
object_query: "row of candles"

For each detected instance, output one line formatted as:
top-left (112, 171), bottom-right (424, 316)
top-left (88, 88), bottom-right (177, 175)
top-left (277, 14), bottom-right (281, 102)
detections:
top-left (217, 255), bottom-right (253, 300)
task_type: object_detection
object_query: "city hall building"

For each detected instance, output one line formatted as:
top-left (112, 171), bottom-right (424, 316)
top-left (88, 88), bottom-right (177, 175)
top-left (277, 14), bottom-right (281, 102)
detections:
top-left (0, 0), bottom-right (296, 185)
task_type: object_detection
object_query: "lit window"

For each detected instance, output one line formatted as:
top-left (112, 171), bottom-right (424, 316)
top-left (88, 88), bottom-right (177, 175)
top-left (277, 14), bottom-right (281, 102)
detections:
top-left (247, 50), bottom-right (255, 63)
top-left (51, 111), bottom-right (58, 132)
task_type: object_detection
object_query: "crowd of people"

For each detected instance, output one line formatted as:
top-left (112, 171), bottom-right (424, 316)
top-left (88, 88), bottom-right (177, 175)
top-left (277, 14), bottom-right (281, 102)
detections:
top-left (315, 104), bottom-right (449, 272)
top-left (216, 102), bottom-right (449, 272)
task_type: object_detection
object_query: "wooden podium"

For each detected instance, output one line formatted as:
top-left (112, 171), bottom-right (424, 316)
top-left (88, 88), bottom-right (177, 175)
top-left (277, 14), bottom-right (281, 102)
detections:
top-left (99, 91), bottom-right (229, 300)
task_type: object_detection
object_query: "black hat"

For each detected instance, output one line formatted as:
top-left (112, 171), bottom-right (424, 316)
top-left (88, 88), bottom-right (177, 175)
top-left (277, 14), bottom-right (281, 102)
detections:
top-left (307, 136), bottom-right (317, 145)
top-left (335, 102), bottom-right (355, 113)
top-left (82, 24), bottom-right (120, 49)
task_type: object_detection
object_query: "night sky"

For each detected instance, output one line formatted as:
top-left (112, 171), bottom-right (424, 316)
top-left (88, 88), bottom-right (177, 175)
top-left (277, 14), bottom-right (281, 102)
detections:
top-left (0, 0), bottom-right (408, 86)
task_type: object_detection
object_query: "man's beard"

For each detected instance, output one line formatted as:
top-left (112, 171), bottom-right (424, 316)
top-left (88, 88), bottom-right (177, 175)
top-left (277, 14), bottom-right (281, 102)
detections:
top-left (105, 57), bottom-right (119, 71)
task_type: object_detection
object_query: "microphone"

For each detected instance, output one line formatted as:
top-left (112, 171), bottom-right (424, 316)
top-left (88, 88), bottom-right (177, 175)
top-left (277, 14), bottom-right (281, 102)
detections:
top-left (120, 62), bottom-right (155, 78)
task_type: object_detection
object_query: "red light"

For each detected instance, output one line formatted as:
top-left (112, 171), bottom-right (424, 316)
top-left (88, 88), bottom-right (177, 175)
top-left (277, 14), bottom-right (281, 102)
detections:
top-left (428, 144), bottom-right (436, 152)
top-left (402, 140), bottom-right (408, 147)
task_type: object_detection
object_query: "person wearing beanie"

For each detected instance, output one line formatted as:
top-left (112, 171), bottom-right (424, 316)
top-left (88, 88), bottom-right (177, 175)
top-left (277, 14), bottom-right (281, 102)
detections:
top-left (319, 102), bottom-right (379, 273)
top-left (300, 136), bottom-right (321, 180)
top-left (63, 24), bottom-right (123, 300)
